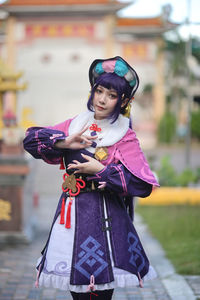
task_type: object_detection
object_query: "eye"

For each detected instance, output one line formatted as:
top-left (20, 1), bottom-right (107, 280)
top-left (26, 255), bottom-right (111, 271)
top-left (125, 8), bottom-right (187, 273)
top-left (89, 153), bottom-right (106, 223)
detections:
top-left (109, 93), bottom-right (118, 99)
top-left (96, 88), bottom-right (102, 94)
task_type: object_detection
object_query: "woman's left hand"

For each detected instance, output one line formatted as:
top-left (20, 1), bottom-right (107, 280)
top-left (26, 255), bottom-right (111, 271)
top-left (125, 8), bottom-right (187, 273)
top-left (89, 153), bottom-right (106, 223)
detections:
top-left (67, 153), bottom-right (104, 174)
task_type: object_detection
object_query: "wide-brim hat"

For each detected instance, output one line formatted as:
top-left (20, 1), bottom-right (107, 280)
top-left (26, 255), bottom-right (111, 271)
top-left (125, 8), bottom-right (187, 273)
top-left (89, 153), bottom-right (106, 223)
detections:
top-left (89, 56), bottom-right (139, 100)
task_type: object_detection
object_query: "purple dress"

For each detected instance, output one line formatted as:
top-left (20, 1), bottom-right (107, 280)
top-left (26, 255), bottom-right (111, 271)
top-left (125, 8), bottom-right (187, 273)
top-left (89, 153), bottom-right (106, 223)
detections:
top-left (23, 112), bottom-right (158, 292)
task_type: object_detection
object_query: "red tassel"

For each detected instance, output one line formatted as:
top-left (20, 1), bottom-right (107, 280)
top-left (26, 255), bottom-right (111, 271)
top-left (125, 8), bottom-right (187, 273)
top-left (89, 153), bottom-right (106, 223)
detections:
top-left (60, 158), bottom-right (65, 170)
top-left (90, 292), bottom-right (98, 300)
top-left (60, 197), bottom-right (65, 224)
top-left (65, 198), bottom-right (72, 229)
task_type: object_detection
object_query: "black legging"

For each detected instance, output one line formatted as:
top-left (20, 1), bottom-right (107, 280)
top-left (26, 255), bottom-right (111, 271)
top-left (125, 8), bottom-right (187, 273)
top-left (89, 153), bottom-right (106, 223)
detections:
top-left (70, 289), bottom-right (114, 300)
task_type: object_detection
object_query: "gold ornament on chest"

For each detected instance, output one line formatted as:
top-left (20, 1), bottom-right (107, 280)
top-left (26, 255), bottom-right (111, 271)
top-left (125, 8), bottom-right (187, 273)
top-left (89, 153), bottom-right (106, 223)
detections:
top-left (94, 147), bottom-right (108, 161)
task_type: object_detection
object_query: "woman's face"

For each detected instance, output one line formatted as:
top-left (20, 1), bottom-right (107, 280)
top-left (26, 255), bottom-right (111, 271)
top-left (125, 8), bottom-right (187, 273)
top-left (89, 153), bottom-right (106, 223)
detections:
top-left (93, 85), bottom-right (118, 120)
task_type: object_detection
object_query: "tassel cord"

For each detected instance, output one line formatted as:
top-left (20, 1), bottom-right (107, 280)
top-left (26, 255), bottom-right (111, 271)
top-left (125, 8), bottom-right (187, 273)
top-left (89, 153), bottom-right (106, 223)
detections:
top-left (90, 292), bottom-right (98, 300)
top-left (60, 196), bottom-right (66, 225)
top-left (87, 275), bottom-right (98, 299)
top-left (59, 157), bottom-right (65, 170)
top-left (35, 264), bottom-right (41, 288)
top-left (138, 272), bottom-right (144, 288)
top-left (65, 196), bottom-right (73, 229)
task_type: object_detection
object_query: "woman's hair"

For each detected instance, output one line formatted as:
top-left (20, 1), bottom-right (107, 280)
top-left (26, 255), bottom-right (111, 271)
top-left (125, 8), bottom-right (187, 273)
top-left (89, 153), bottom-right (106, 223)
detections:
top-left (87, 72), bottom-right (132, 123)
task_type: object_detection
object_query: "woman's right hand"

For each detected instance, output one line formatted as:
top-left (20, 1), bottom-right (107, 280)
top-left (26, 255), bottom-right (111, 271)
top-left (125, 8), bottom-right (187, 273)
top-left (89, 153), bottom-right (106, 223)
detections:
top-left (54, 127), bottom-right (96, 150)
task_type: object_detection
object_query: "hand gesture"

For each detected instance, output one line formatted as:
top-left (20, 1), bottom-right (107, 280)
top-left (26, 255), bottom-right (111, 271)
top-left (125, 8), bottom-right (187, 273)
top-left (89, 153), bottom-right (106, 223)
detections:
top-left (55, 127), bottom-right (96, 150)
top-left (67, 153), bottom-right (104, 174)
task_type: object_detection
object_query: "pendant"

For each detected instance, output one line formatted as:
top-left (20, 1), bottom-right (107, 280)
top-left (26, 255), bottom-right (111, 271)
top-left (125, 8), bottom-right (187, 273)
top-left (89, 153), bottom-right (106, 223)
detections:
top-left (62, 174), bottom-right (77, 193)
top-left (94, 147), bottom-right (108, 161)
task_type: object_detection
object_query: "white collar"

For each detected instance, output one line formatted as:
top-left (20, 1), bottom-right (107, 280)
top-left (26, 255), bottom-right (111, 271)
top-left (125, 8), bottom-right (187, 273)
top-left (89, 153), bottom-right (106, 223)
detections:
top-left (68, 111), bottom-right (129, 147)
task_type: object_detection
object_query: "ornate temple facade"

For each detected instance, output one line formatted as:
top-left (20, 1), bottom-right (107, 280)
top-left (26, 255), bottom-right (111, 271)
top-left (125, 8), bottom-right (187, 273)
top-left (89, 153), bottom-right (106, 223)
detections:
top-left (0, 0), bottom-right (177, 147)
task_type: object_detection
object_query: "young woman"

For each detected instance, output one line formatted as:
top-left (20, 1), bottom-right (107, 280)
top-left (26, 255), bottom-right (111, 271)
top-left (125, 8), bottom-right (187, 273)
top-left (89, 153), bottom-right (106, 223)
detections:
top-left (23, 56), bottom-right (159, 300)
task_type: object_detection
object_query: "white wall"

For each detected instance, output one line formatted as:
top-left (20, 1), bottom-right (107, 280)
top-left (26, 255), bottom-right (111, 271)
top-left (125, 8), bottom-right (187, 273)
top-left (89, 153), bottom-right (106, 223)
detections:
top-left (17, 37), bottom-right (104, 126)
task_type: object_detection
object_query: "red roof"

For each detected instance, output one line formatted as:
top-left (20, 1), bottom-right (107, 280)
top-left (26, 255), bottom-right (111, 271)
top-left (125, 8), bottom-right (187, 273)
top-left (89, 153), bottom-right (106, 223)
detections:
top-left (3, 0), bottom-right (115, 5)
top-left (117, 17), bottom-right (164, 27)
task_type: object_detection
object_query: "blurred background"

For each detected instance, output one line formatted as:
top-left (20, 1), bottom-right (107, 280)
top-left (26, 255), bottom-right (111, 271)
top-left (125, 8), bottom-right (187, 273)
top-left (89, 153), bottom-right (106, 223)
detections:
top-left (0, 1), bottom-right (199, 299)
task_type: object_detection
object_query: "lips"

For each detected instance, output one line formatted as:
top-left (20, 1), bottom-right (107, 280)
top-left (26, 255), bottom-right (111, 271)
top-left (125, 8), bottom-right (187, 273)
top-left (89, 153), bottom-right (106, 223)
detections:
top-left (96, 105), bottom-right (105, 111)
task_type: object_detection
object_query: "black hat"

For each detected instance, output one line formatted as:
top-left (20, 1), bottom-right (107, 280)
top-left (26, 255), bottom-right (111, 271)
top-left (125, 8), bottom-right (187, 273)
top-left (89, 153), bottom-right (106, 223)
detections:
top-left (89, 56), bottom-right (139, 99)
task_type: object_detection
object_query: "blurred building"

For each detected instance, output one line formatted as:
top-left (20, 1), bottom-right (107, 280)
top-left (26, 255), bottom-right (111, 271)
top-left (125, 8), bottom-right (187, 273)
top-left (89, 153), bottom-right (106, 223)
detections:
top-left (0, 0), bottom-right (177, 148)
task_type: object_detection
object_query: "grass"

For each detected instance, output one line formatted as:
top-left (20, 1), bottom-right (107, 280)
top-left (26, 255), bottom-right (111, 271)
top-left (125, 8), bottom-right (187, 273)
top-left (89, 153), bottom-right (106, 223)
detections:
top-left (136, 204), bottom-right (200, 275)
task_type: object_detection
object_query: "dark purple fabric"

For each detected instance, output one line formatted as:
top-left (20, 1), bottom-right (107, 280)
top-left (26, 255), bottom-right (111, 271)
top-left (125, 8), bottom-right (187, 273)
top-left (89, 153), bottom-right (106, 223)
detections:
top-left (23, 127), bottom-right (66, 164)
top-left (70, 192), bottom-right (114, 285)
top-left (62, 149), bottom-right (152, 198)
top-left (105, 193), bottom-right (149, 278)
top-left (24, 127), bottom-right (153, 285)
top-left (69, 190), bottom-right (150, 284)
top-left (23, 120), bottom-right (159, 187)
top-left (88, 164), bottom-right (152, 198)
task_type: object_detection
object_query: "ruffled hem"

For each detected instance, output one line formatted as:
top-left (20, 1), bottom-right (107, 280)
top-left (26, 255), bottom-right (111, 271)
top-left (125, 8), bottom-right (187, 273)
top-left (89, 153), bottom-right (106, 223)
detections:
top-left (38, 265), bottom-right (157, 292)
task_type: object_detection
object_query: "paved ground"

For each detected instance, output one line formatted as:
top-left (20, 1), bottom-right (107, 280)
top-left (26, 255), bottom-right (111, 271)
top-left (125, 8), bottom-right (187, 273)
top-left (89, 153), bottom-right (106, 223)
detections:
top-left (0, 222), bottom-right (171, 300)
top-left (0, 145), bottom-right (199, 300)
top-left (0, 214), bottom-right (198, 300)
top-left (184, 276), bottom-right (200, 300)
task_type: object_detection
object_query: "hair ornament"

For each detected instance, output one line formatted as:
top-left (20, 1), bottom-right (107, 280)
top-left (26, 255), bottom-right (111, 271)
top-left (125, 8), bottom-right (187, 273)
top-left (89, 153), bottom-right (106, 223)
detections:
top-left (88, 91), bottom-right (91, 99)
top-left (95, 63), bottom-right (104, 75)
top-left (123, 102), bottom-right (132, 118)
top-left (114, 60), bottom-right (129, 77)
top-left (121, 93), bottom-right (125, 101)
top-left (89, 56), bottom-right (139, 100)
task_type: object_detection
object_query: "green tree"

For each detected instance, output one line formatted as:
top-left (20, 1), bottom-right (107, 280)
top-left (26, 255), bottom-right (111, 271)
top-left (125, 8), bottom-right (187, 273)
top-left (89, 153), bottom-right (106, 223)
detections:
top-left (163, 34), bottom-right (200, 143)
top-left (158, 110), bottom-right (176, 143)
top-left (191, 110), bottom-right (200, 140)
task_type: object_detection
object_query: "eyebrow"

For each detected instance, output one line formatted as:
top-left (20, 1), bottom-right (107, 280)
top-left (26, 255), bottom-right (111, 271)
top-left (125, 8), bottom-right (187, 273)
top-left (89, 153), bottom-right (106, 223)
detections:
top-left (98, 85), bottom-right (117, 93)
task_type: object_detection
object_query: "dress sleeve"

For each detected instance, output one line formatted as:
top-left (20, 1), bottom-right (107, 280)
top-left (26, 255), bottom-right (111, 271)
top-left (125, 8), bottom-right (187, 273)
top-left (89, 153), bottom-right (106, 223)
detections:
top-left (88, 163), bottom-right (152, 198)
top-left (23, 126), bottom-right (66, 164)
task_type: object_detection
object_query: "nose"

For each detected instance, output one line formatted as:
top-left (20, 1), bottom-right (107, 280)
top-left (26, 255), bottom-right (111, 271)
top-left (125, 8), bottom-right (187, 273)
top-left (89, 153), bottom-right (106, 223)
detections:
top-left (99, 92), bottom-right (106, 104)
